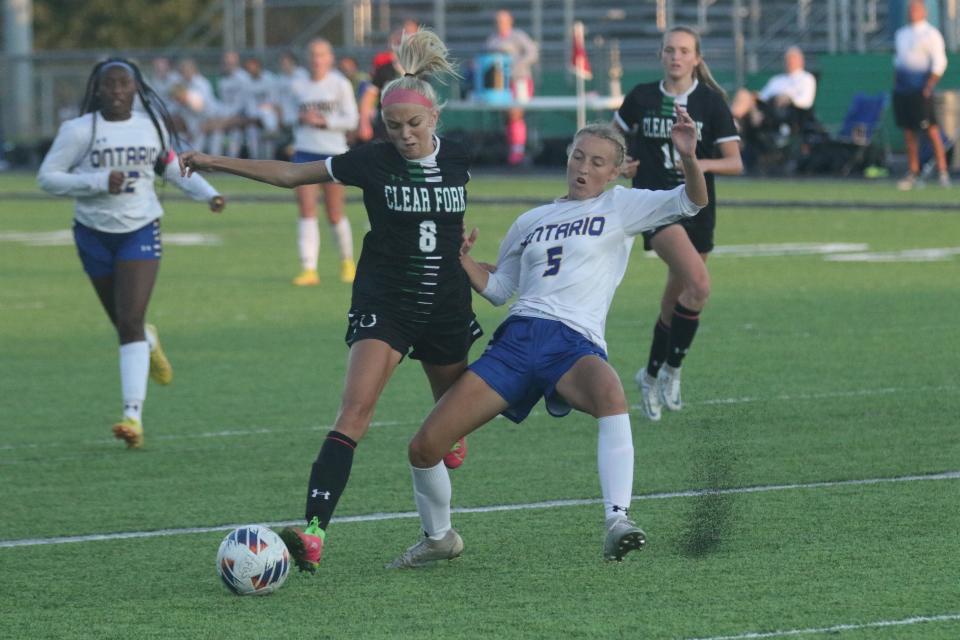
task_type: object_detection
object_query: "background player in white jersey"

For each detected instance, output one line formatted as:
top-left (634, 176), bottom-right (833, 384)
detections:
top-left (614, 26), bottom-right (742, 422)
top-left (180, 29), bottom-right (480, 574)
top-left (37, 58), bottom-right (225, 449)
top-left (288, 38), bottom-right (359, 286)
top-left (210, 51), bottom-right (251, 158)
top-left (171, 59), bottom-right (220, 153)
top-left (239, 56), bottom-right (281, 160)
top-left (387, 118), bottom-right (707, 568)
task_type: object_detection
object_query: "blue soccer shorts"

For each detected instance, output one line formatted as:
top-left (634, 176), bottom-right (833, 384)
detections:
top-left (73, 219), bottom-right (161, 278)
top-left (469, 315), bottom-right (607, 424)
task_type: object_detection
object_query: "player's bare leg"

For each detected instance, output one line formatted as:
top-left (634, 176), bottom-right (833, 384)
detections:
top-left (422, 359), bottom-right (470, 468)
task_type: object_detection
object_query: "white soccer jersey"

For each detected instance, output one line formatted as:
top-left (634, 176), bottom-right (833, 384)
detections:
top-left (217, 68), bottom-right (251, 117)
top-left (37, 112), bottom-right (220, 233)
top-left (290, 70), bottom-right (359, 155)
top-left (481, 185), bottom-right (700, 351)
top-left (758, 69), bottom-right (817, 110)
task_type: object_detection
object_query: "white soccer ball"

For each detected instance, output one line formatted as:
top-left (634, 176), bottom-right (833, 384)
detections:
top-left (216, 524), bottom-right (290, 596)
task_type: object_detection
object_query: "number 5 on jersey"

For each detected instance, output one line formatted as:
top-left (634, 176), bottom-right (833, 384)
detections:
top-left (543, 246), bottom-right (562, 276)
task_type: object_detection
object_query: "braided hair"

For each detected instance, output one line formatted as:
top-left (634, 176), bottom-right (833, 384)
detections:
top-left (77, 57), bottom-right (181, 174)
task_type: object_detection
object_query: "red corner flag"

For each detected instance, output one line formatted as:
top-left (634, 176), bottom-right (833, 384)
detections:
top-left (571, 21), bottom-right (593, 80)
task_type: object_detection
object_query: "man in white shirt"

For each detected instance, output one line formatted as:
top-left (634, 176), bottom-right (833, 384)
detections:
top-left (731, 46), bottom-right (817, 130)
top-left (893, 0), bottom-right (950, 189)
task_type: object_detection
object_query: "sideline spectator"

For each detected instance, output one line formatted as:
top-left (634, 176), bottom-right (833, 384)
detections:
top-left (730, 46), bottom-right (816, 133)
top-left (893, 0), bottom-right (950, 189)
top-left (486, 9), bottom-right (539, 165)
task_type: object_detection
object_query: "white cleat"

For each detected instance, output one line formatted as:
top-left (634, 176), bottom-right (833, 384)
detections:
top-left (635, 369), bottom-right (662, 421)
top-left (658, 365), bottom-right (683, 411)
top-left (603, 517), bottom-right (647, 561)
top-left (386, 529), bottom-right (464, 569)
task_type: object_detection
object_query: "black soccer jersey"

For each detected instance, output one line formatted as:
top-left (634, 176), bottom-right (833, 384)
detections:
top-left (615, 80), bottom-right (739, 227)
top-left (330, 137), bottom-right (473, 323)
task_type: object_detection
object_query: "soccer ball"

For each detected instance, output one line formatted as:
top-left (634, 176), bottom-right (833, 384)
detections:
top-left (216, 524), bottom-right (290, 596)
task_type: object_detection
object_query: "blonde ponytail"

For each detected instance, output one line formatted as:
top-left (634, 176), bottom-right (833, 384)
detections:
top-left (382, 28), bottom-right (460, 108)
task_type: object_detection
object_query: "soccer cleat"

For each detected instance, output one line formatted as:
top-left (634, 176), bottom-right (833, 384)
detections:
top-left (340, 258), bottom-right (357, 283)
top-left (145, 324), bottom-right (173, 385)
top-left (635, 369), bottom-right (662, 421)
top-left (443, 437), bottom-right (467, 469)
top-left (292, 269), bottom-right (320, 286)
top-left (603, 517), bottom-right (647, 562)
top-left (279, 516), bottom-right (325, 573)
top-left (896, 173), bottom-right (919, 191)
top-left (112, 417), bottom-right (144, 449)
top-left (939, 172), bottom-right (952, 189)
top-left (386, 528), bottom-right (464, 569)
top-left (658, 365), bottom-right (683, 411)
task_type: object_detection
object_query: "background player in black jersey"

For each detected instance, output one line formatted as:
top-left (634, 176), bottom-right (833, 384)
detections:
top-left (180, 28), bottom-right (481, 572)
top-left (613, 26), bottom-right (742, 422)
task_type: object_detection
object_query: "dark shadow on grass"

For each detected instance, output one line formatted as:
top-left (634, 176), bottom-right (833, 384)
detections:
top-left (677, 433), bottom-right (736, 558)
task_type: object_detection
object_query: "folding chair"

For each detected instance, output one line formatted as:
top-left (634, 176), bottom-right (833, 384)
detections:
top-left (831, 92), bottom-right (888, 176)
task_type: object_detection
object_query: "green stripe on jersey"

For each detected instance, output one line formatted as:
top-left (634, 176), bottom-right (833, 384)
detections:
top-left (660, 95), bottom-right (675, 117)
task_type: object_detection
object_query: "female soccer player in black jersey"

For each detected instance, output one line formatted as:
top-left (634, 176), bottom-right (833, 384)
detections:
top-left (181, 29), bottom-right (481, 571)
top-left (613, 26), bottom-right (742, 422)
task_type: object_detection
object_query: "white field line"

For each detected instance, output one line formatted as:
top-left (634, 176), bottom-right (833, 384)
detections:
top-left (0, 230), bottom-right (221, 246)
top-left (2, 385), bottom-right (956, 455)
top-left (685, 612), bottom-right (960, 640)
top-left (632, 384), bottom-right (956, 411)
top-left (1, 470), bottom-right (957, 549)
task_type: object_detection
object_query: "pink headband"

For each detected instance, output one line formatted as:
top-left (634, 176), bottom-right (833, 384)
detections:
top-left (381, 88), bottom-right (434, 109)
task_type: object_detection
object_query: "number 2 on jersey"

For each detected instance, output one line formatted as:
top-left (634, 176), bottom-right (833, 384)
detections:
top-left (543, 246), bottom-right (562, 276)
top-left (123, 171), bottom-right (140, 194)
top-left (419, 220), bottom-right (437, 252)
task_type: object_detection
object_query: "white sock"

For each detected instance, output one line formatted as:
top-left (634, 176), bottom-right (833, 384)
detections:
top-left (411, 461), bottom-right (452, 540)
top-left (330, 217), bottom-right (353, 261)
top-left (597, 414), bottom-right (634, 522)
top-left (298, 218), bottom-right (320, 271)
top-left (119, 341), bottom-right (149, 422)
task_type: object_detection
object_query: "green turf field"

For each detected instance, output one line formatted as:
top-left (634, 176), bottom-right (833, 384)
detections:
top-left (1, 171), bottom-right (958, 639)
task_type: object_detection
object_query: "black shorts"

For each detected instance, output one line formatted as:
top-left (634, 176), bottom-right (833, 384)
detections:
top-left (642, 216), bottom-right (715, 254)
top-left (344, 309), bottom-right (483, 365)
top-left (893, 91), bottom-right (936, 131)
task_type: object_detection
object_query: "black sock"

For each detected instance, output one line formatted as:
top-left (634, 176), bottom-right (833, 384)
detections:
top-left (304, 430), bottom-right (357, 530)
top-left (646, 318), bottom-right (671, 377)
top-left (666, 303), bottom-right (701, 368)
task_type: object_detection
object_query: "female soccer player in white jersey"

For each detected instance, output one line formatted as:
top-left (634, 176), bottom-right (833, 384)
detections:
top-left (37, 58), bottom-right (225, 449)
top-left (614, 26), bottom-right (742, 422)
top-left (180, 29), bottom-right (481, 573)
top-left (288, 38), bottom-right (359, 286)
top-left (387, 116), bottom-right (708, 568)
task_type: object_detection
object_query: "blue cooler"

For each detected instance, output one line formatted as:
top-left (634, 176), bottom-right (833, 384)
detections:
top-left (472, 53), bottom-right (513, 104)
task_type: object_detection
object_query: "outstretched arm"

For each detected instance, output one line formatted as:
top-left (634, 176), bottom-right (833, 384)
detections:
top-left (180, 151), bottom-right (331, 189)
